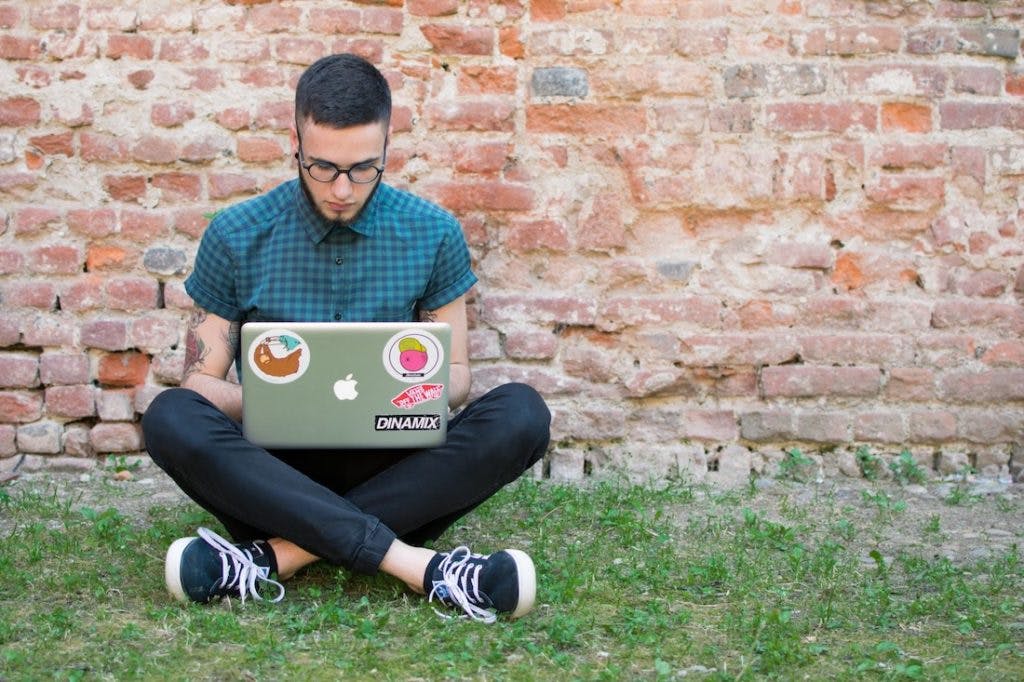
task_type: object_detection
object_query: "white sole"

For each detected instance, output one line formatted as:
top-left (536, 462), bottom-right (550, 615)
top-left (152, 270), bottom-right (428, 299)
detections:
top-left (504, 549), bottom-right (536, 618)
top-left (165, 537), bottom-right (195, 603)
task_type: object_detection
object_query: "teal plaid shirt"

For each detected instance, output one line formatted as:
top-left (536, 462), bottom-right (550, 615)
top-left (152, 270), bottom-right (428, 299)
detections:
top-left (185, 179), bottom-right (477, 325)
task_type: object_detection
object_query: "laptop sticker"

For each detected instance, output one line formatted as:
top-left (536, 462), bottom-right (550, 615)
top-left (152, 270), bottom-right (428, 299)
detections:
top-left (332, 373), bottom-right (359, 400)
top-left (383, 330), bottom-right (444, 383)
top-left (391, 383), bottom-right (445, 409)
top-left (374, 414), bottom-right (443, 431)
top-left (247, 329), bottom-right (310, 384)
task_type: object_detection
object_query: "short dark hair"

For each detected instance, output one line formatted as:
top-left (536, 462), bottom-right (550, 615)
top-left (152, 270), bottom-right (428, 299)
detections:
top-left (295, 54), bottom-right (391, 131)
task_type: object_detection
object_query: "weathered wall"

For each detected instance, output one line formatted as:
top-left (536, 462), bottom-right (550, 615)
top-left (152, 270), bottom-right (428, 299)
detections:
top-left (1, 0), bottom-right (1022, 483)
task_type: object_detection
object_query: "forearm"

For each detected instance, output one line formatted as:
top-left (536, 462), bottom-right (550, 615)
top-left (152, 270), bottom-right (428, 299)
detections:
top-left (448, 363), bottom-right (471, 411)
top-left (181, 373), bottom-right (243, 422)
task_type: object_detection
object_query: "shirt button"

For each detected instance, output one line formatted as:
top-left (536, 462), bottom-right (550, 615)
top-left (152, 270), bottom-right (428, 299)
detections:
top-left (335, 257), bottom-right (343, 265)
top-left (334, 313), bottom-right (342, 321)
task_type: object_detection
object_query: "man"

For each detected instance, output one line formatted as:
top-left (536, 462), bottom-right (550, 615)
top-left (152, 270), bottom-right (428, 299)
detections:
top-left (141, 54), bottom-right (551, 623)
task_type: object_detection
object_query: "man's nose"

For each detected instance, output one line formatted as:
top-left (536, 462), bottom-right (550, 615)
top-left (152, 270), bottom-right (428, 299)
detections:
top-left (331, 173), bottom-right (354, 199)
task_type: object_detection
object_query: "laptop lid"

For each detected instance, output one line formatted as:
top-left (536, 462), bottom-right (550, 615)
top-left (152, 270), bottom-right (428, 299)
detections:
top-left (240, 321), bottom-right (451, 449)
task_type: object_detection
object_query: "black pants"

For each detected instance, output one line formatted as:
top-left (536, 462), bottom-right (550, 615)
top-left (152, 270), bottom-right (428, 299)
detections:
top-left (141, 383), bottom-right (550, 575)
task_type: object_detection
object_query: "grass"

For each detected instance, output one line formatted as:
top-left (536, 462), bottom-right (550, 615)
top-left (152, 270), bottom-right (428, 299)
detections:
top-left (1, 474), bottom-right (1022, 680)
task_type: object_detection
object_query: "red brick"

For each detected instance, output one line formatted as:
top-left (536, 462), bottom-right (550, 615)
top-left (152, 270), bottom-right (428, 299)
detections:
top-left (0, 424), bottom-right (14, 456)
top-left (0, 353), bottom-right (40, 388)
top-left (130, 314), bottom-right (181, 351)
top-left (796, 26), bottom-right (901, 55)
top-left (15, 207), bottom-right (62, 236)
top-left (152, 173), bottom-right (202, 201)
top-left (132, 135), bottom-right (178, 164)
top-left (408, 0), bottom-right (459, 16)
top-left (481, 294), bottom-right (597, 326)
top-left (800, 335), bottom-right (909, 365)
top-left (16, 65), bottom-right (51, 88)
top-left (421, 24), bottom-right (493, 55)
top-left (931, 300), bottom-right (1024, 334)
top-left (240, 66), bottom-right (285, 88)
top-left (274, 38), bottom-right (326, 65)
top-left (184, 68), bottom-right (223, 92)
top-left (249, 3), bottom-right (301, 31)
top-left (761, 366), bottom-right (882, 398)
top-left (28, 131), bottom-right (74, 156)
top-left (881, 102), bottom-right (932, 133)
top-left (85, 246), bottom-right (133, 272)
top-left (854, 413), bottom-right (907, 444)
top-left (159, 37), bottom-right (210, 61)
top-left (505, 329), bottom-right (559, 359)
top-left (958, 270), bottom-right (1008, 298)
top-left (45, 385), bottom-right (96, 418)
top-left (503, 219), bottom-right (571, 253)
top-left (0, 35), bottom-right (41, 60)
top-left (766, 242), bottom-right (834, 269)
top-left (0, 391), bottom-right (43, 423)
top-left (28, 245), bottom-right (82, 274)
top-left (577, 194), bottom-right (627, 251)
top-left (527, 103), bottom-right (648, 136)
top-left (3, 281), bottom-right (57, 309)
top-left (1008, 70), bottom-right (1024, 96)
top-left (127, 67), bottom-right (153, 89)
top-left (909, 411), bottom-right (957, 442)
top-left (0, 5), bottom-right (22, 27)
top-left (104, 277), bottom-right (159, 311)
top-left (328, 38), bottom-right (384, 64)
top-left (940, 369), bottom-right (1024, 402)
top-left (173, 209), bottom-right (210, 240)
top-left (959, 411), bottom-right (1023, 445)
top-left (428, 100), bottom-right (515, 132)
top-left (867, 175), bottom-right (944, 209)
top-left (453, 142), bottom-right (510, 174)
top-left (941, 102), bottom-right (1024, 130)
top-left (217, 108), bottom-right (252, 131)
top-left (981, 341), bottom-right (1024, 366)
top-left (681, 410), bottom-right (739, 441)
top-left (181, 138), bottom-right (222, 163)
top-left (104, 174), bottom-right (148, 202)
top-left (794, 411), bottom-right (851, 443)
top-left (97, 388), bottom-right (136, 421)
top-left (238, 136), bottom-right (285, 163)
top-left (151, 101), bottom-right (194, 128)
top-left (499, 26), bottom-right (524, 59)
top-left (309, 7), bottom-right (361, 32)
top-left (121, 209), bottom-right (169, 241)
top-left (871, 143), bottom-right (946, 170)
top-left (30, 4), bottom-right (80, 29)
top-left (39, 352), bottom-right (90, 385)
top-left (81, 319), bottom-right (130, 351)
top-left (952, 66), bottom-right (1003, 96)
top-left (362, 7), bottom-right (403, 34)
top-left (598, 296), bottom-right (720, 331)
top-left (767, 102), bottom-right (877, 133)
top-left (0, 96), bottom-right (41, 126)
top-left (81, 132), bottom-right (129, 162)
top-left (740, 410), bottom-right (794, 441)
top-left (425, 181), bottom-right (533, 211)
top-left (255, 101), bottom-right (294, 130)
top-left (20, 314), bottom-right (73, 347)
top-left (531, 0), bottom-right (566, 20)
top-left (89, 423), bottom-right (141, 453)
top-left (107, 34), bottom-right (154, 60)
top-left (97, 352), bottom-right (150, 387)
top-left (209, 173), bottom-right (261, 200)
top-left (0, 249), bottom-right (24, 274)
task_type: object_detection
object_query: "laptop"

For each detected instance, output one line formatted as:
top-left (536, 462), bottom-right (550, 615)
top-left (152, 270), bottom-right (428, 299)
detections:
top-left (240, 321), bottom-right (451, 449)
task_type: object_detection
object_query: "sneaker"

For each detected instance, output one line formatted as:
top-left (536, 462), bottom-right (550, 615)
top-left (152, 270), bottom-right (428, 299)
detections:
top-left (165, 527), bottom-right (285, 605)
top-left (424, 546), bottom-right (536, 623)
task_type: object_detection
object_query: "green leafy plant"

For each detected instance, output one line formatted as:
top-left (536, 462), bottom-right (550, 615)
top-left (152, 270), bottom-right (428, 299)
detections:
top-left (888, 450), bottom-right (928, 485)
top-left (778, 447), bottom-right (816, 481)
top-left (855, 446), bottom-right (883, 481)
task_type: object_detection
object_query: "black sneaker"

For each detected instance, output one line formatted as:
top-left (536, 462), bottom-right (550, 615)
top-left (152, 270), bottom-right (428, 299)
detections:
top-left (424, 546), bottom-right (536, 623)
top-left (165, 527), bottom-right (285, 604)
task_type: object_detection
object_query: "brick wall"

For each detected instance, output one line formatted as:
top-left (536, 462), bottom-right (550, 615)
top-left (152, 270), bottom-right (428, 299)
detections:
top-left (1, 0), bottom-right (1022, 483)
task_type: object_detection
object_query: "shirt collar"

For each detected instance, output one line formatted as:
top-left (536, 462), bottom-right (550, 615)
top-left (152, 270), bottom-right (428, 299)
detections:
top-left (294, 179), bottom-right (383, 244)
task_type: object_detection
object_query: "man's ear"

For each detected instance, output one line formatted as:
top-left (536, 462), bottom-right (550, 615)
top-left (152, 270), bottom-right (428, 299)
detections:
top-left (289, 124), bottom-right (299, 155)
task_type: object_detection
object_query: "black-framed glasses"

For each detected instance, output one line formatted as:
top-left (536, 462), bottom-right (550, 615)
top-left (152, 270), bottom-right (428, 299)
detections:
top-left (295, 145), bottom-right (386, 184)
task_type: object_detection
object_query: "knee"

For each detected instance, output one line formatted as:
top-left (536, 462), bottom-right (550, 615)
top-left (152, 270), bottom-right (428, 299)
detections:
top-left (489, 382), bottom-right (551, 451)
top-left (141, 388), bottom-right (215, 465)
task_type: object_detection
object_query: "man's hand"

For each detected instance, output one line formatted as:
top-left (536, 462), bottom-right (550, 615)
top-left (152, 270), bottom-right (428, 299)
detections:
top-left (420, 295), bottom-right (471, 410)
top-left (181, 308), bottom-right (243, 420)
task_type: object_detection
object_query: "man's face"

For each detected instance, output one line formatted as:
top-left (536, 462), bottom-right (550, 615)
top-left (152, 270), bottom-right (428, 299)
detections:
top-left (291, 119), bottom-right (388, 226)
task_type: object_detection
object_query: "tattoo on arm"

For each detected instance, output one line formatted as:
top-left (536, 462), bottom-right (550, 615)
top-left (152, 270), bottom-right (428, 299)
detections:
top-left (418, 309), bottom-right (437, 323)
top-left (225, 321), bottom-right (240, 358)
top-left (182, 310), bottom-right (209, 379)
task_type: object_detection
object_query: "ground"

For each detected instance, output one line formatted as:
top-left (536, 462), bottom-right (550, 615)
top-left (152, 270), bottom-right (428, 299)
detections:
top-left (2, 458), bottom-right (1021, 568)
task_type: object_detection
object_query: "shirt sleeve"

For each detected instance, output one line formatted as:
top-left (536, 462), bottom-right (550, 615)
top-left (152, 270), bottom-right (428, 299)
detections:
top-left (418, 219), bottom-right (477, 311)
top-left (183, 220), bottom-right (243, 321)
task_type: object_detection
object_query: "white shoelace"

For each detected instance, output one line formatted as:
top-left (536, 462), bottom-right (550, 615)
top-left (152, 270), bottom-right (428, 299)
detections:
top-left (197, 527), bottom-right (285, 604)
top-left (427, 546), bottom-right (496, 624)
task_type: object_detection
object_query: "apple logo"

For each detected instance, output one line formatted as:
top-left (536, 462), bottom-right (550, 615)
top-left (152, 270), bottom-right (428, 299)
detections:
top-left (333, 373), bottom-right (358, 400)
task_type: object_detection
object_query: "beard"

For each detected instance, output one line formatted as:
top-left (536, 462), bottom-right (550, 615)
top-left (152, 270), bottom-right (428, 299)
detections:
top-left (298, 171), bottom-right (383, 228)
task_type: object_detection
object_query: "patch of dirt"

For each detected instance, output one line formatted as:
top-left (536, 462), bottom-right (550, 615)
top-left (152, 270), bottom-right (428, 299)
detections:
top-left (3, 459), bottom-right (1023, 568)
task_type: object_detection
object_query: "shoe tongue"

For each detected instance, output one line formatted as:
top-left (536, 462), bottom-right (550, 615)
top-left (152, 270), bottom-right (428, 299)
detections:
top-left (248, 540), bottom-right (277, 576)
top-left (423, 552), bottom-right (445, 594)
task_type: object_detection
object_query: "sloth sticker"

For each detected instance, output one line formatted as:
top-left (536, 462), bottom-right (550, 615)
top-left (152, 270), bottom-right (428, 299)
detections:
top-left (247, 329), bottom-right (310, 384)
top-left (383, 329), bottom-right (444, 383)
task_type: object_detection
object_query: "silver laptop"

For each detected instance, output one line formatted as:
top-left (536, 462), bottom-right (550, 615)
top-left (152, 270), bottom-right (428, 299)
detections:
top-left (240, 321), bottom-right (451, 449)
